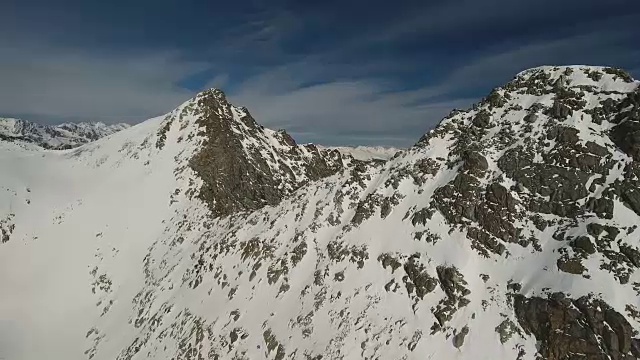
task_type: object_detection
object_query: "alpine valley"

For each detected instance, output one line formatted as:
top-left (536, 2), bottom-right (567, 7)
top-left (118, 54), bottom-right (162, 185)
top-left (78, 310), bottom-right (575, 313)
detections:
top-left (1, 65), bottom-right (640, 360)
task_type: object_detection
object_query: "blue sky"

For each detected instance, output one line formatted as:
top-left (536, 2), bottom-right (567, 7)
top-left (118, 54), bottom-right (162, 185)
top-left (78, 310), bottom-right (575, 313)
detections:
top-left (1, 0), bottom-right (639, 146)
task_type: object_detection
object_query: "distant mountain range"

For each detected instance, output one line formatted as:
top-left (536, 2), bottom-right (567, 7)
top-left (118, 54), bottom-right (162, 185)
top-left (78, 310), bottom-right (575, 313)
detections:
top-left (318, 145), bottom-right (400, 161)
top-left (0, 117), bottom-right (130, 149)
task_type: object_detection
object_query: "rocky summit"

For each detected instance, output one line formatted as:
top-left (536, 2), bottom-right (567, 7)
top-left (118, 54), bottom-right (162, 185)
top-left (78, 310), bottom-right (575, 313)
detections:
top-left (1, 65), bottom-right (640, 360)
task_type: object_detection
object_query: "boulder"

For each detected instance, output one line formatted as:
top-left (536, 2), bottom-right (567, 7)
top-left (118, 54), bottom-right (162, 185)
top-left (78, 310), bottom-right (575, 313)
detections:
top-left (546, 101), bottom-right (573, 120)
top-left (571, 236), bottom-right (596, 255)
top-left (472, 110), bottom-right (493, 128)
top-left (462, 151), bottom-right (489, 175)
top-left (452, 326), bottom-right (469, 349)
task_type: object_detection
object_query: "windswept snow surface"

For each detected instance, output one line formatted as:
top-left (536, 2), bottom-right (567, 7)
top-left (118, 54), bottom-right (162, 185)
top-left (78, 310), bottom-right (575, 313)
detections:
top-left (0, 116), bottom-right (174, 359)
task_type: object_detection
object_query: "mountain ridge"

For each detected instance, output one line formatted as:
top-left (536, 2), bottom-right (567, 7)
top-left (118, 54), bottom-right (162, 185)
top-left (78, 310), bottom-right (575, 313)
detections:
top-left (1, 65), bottom-right (639, 360)
top-left (0, 117), bottom-right (130, 149)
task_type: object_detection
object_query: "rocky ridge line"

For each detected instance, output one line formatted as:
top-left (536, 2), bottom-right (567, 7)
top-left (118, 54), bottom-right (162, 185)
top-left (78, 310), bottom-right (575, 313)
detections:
top-left (139, 66), bottom-right (640, 360)
top-left (0, 117), bottom-right (130, 149)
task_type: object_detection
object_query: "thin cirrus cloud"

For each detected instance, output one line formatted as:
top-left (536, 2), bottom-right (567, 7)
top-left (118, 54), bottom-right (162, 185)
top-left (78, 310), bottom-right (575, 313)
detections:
top-left (0, 43), bottom-right (203, 123)
top-left (227, 73), bottom-right (476, 146)
top-left (0, 0), bottom-right (638, 146)
top-left (224, 29), bottom-right (639, 146)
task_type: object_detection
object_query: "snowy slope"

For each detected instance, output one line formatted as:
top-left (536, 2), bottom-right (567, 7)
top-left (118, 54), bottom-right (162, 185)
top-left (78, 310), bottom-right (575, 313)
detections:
top-left (1, 66), bottom-right (640, 360)
top-left (0, 117), bottom-right (130, 149)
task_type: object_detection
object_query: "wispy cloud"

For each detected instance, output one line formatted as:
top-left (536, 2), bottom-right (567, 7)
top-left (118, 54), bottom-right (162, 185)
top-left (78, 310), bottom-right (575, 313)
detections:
top-left (359, 0), bottom-right (635, 45)
top-left (0, 0), bottom-right (638, 147)
top-left (424, 29), bottom-right (640, 96)
top-left (203, 74), bottom-right (230, 90)
top-left (224, 27), bottom-right (639, 147)
top-left (228, 70), bottom-right (475, 146)
top-left (0, 42), bottom-right (203, 123)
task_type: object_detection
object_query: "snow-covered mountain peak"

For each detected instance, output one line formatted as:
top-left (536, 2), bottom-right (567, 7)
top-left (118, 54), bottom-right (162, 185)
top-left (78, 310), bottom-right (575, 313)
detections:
top-left (57, 121), bottom-right (131, 137)
top-left (2, 66), bottom-right (640, 360)
top-left (151, 88), bottom-right (346, 218)
top-left (514, 65), bottom-right (636, 86)
top-left (506, 65), bottom-right (638, 97)
top-left (419, 65), bottom-right (639, 146)
top-left (0, 116), bottom-right (20, 131)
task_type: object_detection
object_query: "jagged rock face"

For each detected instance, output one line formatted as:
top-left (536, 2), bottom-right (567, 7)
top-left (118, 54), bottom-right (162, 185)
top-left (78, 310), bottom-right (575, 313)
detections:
top-left (2, 67), bottom-right (640, 360)
top-left (0, 117), bottom-right (130, 149)
top-left (181, 89), bottom-right (343, 217)
top-left (515, 293), bottom-right (640, 360)
top-left (400, 66), bottom-right (640, 358)
top-left (413, 67), bottom-right (640, 259)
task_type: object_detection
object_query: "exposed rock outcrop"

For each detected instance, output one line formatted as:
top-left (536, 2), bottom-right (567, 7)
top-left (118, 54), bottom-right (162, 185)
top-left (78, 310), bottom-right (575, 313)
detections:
top-left (188, 89), bottom-right (343, 217)
top-left (515, 293), bottom-right (640, 360)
